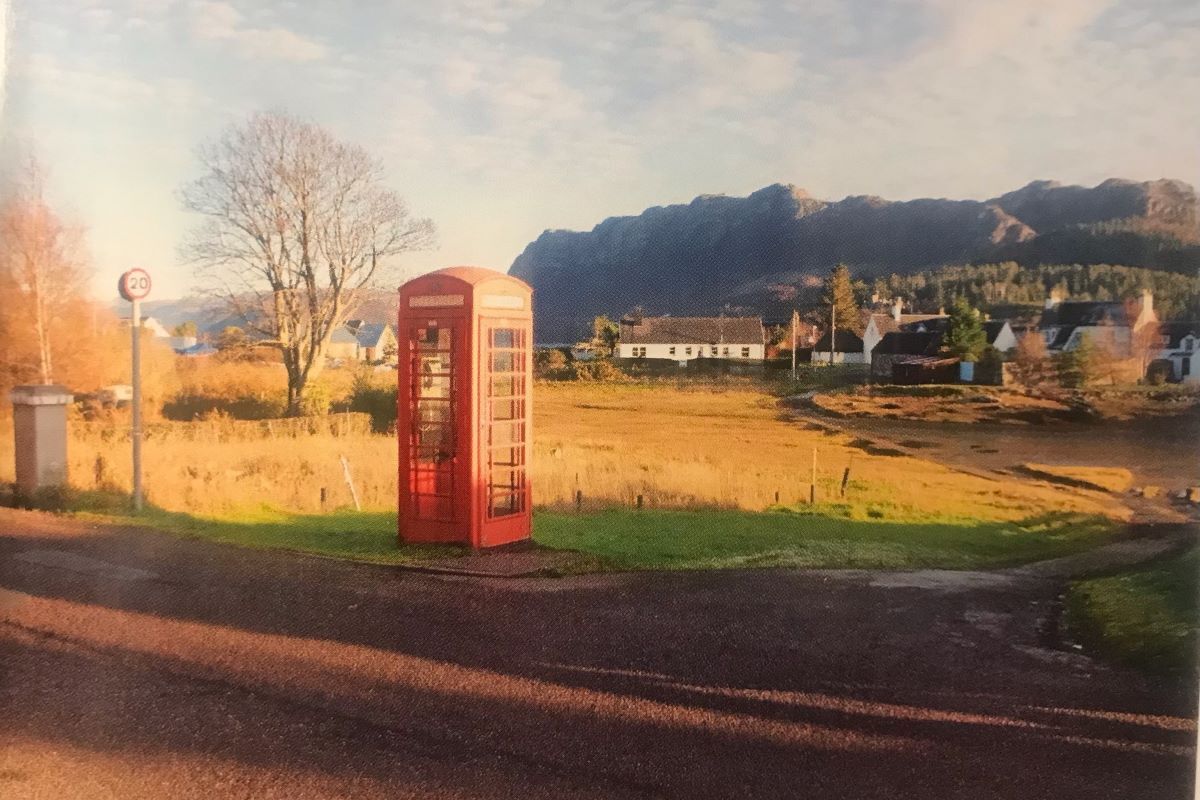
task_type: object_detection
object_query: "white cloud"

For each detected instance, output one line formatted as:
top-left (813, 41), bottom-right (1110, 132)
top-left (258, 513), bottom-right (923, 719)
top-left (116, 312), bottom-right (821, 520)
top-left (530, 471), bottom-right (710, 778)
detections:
top-left (189, 1), bottom-right (328, 62)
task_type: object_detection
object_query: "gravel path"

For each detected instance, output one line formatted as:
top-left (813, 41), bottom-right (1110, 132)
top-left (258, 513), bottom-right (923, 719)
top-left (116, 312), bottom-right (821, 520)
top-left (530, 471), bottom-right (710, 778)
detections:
top-left (0, 509), bottom-right (1195, 799)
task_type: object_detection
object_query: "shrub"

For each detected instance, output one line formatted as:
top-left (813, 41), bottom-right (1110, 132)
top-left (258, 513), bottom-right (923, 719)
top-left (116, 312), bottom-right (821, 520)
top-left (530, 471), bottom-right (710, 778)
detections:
top-left (299, 381), bottom-right (334, 417)
top-left (570, 359), bottom-right (627, 382)
top-left (1145, 359), bottom-right (1173, 386)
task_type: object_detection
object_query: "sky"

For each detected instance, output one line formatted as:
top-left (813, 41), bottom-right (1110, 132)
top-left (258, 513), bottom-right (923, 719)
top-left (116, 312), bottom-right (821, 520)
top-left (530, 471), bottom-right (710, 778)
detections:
top-left (3, 0), bottom-right (1199, 300)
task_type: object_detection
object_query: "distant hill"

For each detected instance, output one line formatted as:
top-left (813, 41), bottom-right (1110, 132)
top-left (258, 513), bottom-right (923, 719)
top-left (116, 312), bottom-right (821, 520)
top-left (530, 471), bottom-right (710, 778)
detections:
top-left (112, 291), bottom-right (398, 338)
top-left (509, 178), bottom-right (1200, 342)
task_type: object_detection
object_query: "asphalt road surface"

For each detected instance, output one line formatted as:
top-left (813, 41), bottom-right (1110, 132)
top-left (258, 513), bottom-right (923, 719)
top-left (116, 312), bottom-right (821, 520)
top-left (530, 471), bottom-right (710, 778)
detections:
top-left (0, 509), bottom-right (1195, 799)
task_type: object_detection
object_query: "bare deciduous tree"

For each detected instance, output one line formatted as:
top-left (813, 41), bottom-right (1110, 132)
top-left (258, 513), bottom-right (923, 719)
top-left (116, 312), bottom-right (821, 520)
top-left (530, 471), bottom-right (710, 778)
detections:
top-left (182, 111), bottom-right (435, 415)
top-left (0, 158), bottom-right (88, 385)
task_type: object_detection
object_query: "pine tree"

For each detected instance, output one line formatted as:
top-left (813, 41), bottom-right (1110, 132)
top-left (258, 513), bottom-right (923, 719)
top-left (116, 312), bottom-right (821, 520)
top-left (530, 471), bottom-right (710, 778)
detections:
top-left (943, 297), bottom-right (987, 362)
top-left (823, 263), bottom-right (862, 335)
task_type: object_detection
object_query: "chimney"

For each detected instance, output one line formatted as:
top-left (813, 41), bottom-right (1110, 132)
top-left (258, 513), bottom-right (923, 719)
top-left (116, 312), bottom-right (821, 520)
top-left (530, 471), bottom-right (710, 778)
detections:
top-left (892, 298), bottom-right (903, 323)
top-left (1044, 291), bottom-right (1062, 311)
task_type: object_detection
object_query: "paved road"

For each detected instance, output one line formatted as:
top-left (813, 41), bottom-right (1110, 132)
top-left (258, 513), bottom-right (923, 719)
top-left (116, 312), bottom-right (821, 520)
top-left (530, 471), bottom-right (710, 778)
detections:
top-left (0, 509), bottom-right (1195, 798)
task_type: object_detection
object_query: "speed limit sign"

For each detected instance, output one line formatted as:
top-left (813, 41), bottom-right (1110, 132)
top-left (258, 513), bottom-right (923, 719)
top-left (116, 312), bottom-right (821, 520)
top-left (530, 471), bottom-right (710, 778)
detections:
top-left (118, 268), bottom-right (152, 302)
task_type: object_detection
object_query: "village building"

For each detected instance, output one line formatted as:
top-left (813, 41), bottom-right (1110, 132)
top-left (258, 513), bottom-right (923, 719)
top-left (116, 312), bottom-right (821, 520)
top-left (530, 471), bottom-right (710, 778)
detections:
top-left (617, 315), bottom-right (765, 363)
top-left (812, 299), bottom-right (947, 364)
top-left (1149, 321), bottom-right (1200, 384)
top-left (1037, 290), bottom-right (1158, 354)
top-left (327, 320), bottom-right (398, 364)
top-left (869, 321), bottom-right (1017, 382)
top-left (809, 329), bottom-right (867, 364)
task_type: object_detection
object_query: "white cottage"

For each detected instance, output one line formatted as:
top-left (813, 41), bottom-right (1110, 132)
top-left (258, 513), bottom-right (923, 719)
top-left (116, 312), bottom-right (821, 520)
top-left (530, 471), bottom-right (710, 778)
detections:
top-left (1150, 322), bottom-right (1200, 384)
top-left (618, 315), bottom-right (765, 363)
top-left (1038, 290), bottom-right (1158, 354)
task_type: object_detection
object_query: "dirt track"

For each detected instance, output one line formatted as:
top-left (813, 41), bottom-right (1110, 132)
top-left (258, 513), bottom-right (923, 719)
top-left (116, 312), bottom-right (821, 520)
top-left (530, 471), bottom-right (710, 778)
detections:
top-left (0, 509), bottom-right (1196, 798)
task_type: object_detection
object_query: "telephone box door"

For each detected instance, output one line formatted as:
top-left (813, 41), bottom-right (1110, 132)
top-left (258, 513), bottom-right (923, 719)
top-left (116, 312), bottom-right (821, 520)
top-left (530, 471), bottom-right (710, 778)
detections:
top-left (405, 320), bottom-right (463, 535)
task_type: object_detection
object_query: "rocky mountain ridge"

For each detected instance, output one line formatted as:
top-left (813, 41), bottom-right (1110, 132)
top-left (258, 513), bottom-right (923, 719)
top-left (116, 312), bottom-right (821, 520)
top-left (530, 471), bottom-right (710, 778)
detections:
top-left (510, 178), bottom-right (1200, 341)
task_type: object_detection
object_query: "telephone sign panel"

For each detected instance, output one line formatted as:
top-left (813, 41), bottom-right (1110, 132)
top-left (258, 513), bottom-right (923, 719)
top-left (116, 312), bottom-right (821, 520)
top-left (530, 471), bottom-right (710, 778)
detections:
top-left (397, 267), bottom-right (533, 548)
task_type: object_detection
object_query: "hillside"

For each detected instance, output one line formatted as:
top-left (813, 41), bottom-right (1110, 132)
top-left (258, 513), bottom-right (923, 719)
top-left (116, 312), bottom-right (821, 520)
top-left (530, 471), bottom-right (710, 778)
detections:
top-left (509, 178), bottom-right (1200, 341)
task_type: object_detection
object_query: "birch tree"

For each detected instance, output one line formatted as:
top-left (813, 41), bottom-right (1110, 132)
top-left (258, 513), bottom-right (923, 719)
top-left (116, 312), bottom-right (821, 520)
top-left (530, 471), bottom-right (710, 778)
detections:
top-left (181, 112), bottom-right (435, 415)
top-left (0, 159), bottom-right (87, 385)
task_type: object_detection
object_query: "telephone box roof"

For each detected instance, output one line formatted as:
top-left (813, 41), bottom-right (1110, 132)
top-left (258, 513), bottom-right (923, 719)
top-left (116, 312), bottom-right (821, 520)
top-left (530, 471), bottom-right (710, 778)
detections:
top-left (410, 266), bottom-right (530, 289)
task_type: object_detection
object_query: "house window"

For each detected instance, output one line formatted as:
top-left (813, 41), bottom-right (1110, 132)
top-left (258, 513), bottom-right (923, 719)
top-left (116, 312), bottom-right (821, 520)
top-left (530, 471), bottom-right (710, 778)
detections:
top-left (685, 347), bottom-right (692, 356)
top-left (722, 347), bottom-right (730, 356)
top-left (741, 347), bottom-right (751, 358)
top-left (634, 346), bottom-right (646, 358)
top-left (1186, 337), bottom-right (1196, 352)
top-left (710, 346), bottom-right (718, 356)
top-left (668, 346), bottom-right (676, 355)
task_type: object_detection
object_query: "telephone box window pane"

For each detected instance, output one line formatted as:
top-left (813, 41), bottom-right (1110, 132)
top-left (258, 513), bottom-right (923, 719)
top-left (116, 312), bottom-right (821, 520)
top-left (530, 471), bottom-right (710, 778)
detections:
top-left (485, 325), bottom-right (527, 520)
top-left (409, 324), bottom-right (456, 521)
top-left (491, 351), bottom-right (516, 373)
top-left (490, 375), bottom-right (521, 398)
top-left (491, 398), bottom-right (524, 421)
top-left (415, 327), bottom-right (452, 351)
top-left (490, 493), bottom-right (521, 517)
top-left (419, 375), bottom-right (451, 398)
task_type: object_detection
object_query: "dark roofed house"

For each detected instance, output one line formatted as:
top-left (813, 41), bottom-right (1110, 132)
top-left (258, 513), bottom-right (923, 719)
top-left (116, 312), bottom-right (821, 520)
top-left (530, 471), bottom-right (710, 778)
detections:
top-left (618, 316), bottom-right (765, 362)
top-left (861, 299), bottom-right (948, 360)
top-left (870, 330), bottom-right (945, 382)
top-left (810, 329), bottom-right (866, 364)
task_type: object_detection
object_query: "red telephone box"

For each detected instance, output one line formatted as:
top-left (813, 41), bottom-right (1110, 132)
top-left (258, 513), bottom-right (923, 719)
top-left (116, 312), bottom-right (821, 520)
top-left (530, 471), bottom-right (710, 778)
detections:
top-left (397, 267), bottom-right (533, 548)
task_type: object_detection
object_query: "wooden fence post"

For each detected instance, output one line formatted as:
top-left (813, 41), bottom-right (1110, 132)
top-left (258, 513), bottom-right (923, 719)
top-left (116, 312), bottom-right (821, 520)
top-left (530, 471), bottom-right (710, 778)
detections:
top-left (575, 489), bottom-right (583, 512)
top-left (339, 455), bottom-right (362, 512)
top-left (810, 447), bottom-right (817, 504)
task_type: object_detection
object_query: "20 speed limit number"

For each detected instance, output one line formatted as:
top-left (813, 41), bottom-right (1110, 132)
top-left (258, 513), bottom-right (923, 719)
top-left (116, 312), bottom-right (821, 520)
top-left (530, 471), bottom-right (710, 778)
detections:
top-left (118, 268), bottom-right (152, 302)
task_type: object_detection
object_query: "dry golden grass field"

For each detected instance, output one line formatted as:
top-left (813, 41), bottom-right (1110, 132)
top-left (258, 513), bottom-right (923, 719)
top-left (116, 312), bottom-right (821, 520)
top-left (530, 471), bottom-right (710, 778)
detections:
top-left (0, 381), bottom-right (1126, 525)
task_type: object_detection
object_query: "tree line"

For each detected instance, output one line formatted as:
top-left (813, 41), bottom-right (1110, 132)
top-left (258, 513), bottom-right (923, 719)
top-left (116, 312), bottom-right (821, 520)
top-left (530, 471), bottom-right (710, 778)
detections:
top-left (872, 262), bottom-right (1200, 321)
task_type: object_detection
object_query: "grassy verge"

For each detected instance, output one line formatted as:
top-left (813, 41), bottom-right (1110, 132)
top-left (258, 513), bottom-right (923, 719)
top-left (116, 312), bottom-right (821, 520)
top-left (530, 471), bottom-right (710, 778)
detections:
top-left (532, 509), bottom-right (1116, 571)
top-left (59, 497), bottom-right (1118, 573)
top-left (83, 504), bottom-right (462, 566)
top-left (1067, 548), bottom-right (1200, 675)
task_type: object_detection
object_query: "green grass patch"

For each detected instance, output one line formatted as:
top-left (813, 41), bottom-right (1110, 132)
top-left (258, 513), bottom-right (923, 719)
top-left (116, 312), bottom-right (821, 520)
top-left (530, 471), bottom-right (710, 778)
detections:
top-left (85, 505), bottom-right (462, 565)
top-left (531, 509), bottom-right (1116, 571)
top-left (1067, 548), bottom-right (1200, 675)
top-left (63, 496), bottom-right (1117, 573)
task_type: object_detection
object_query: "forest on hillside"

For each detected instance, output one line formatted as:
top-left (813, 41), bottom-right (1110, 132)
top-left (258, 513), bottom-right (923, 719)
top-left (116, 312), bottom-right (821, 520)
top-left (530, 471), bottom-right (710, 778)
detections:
top-left (871, 262), bottom-right (1200, 321)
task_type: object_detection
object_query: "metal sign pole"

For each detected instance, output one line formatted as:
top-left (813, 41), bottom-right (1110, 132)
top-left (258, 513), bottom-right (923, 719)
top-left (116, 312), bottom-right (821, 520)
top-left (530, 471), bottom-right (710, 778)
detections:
top-left (131, 296), bottom-right (143, 512)
top-left (119, 268), bottom-right (150, 512)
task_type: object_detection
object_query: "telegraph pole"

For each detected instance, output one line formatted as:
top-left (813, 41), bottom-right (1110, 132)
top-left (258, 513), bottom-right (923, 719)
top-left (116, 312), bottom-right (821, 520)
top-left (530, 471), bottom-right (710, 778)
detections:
top-left (790, 309), bottom-right (798, 379)
top-left (829, 302), bottom-right (837, 366)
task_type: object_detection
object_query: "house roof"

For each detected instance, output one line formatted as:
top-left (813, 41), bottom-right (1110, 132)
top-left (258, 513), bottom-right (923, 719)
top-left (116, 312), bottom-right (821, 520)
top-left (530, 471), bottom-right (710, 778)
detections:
top-left (180, 343), bottom-right (218, 357)
top-left (813, 329), bottom-right (865, 353)
top-left (1039, 301), bottom-right (1131, 329)
top-left (619, 316), bottom-right (763, 345)
top-left (330, 327), bottom-right (359, 345)
top-left (867, 312), bottom-right (947, 336)
top-left (355, 322), bottom-right (391, 348)
top-left (873, 330), bottom-right (944, 356)
top-left (1157, 321), bottom-right (1200, 349)
top-left (983, 320), bottom-right (1010, 343)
